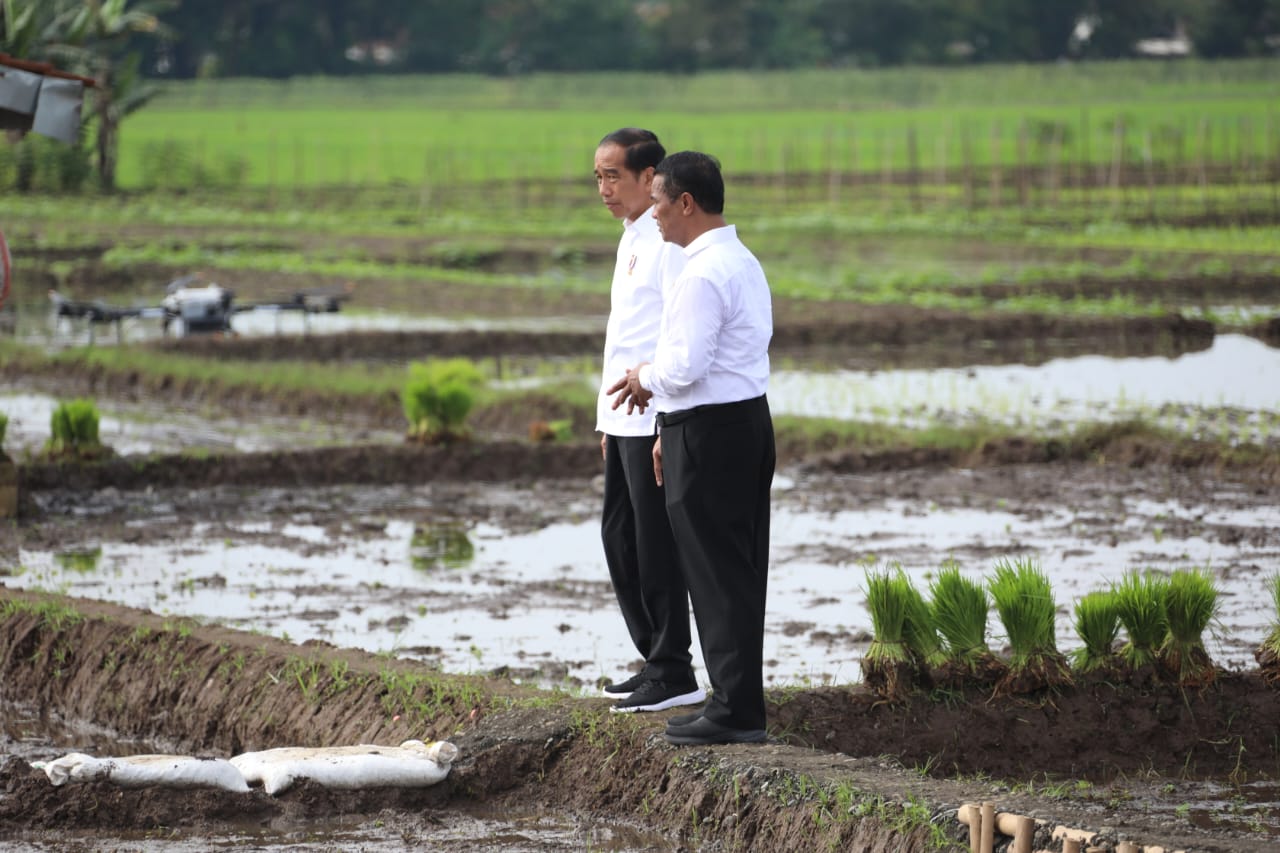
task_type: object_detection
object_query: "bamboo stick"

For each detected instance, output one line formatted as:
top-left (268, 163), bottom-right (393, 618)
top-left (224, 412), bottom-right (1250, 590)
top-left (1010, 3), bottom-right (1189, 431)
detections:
top-left (964, 803), bottom-right (981, 853)
top-left (980, 802), bottom-right (995, 853)
top-left (1062, 840), bottom-right (1080, 853)
top-left (1053, 825), bottom-right (1096, 844)
top-left (1116, 843), bottom-right (1138, 853)
top-left (1012, 815), bottom-right (1034, 853)
top-left (907, 124), bottom-right (921, 213)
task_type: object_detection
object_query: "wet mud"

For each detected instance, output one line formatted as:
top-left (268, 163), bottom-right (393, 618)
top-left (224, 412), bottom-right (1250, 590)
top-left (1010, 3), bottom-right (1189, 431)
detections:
top-left (3, 261), bottom-right (1280, 850)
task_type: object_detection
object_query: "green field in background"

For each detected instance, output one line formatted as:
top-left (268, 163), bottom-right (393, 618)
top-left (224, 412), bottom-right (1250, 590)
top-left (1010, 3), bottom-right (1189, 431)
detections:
top-left (118, 60), bottom-right (1280, 188)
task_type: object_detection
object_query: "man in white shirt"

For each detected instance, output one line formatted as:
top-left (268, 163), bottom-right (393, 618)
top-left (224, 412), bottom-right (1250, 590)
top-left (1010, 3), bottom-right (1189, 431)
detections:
top-left (594, 128), bottom-right (704, 714)
top-left (609, 150), bottom-right (775, 746)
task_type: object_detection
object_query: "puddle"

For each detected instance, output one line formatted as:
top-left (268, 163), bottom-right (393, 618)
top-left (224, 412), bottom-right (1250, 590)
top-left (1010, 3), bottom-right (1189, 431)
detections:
top-left (0, 390), bottom-right (402, 457)
top-left (8, 473), bottom-right (1279, 689)
top-left (11, 302), bottom-right (603, 349)
top-left (6, 334), bottom-right (1276, 458)
top-left (769, 334), bottom-right (1280, 441)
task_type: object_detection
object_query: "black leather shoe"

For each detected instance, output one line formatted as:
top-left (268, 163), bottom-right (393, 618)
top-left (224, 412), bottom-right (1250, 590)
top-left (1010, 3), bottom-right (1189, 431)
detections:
top-left (663, 716), bottom-right (767, 746)
top-left (665, 709), bottom-right (705, 728)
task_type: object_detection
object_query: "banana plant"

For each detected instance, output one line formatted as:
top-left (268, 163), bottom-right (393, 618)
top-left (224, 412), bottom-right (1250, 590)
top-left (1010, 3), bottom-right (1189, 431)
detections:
top-left (45, 0), bottom-right (174, 190)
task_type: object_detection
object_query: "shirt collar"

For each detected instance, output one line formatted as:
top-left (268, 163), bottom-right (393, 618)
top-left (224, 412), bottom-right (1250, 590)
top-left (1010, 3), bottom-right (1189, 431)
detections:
top-left (683, 224), bottom-right (737, 257)
top-left (623, 206), bottom-right (658, 237)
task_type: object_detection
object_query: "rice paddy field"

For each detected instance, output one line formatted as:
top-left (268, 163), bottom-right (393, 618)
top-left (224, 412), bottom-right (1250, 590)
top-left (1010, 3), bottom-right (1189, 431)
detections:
top-left (2, 59), bottom-right (1280, 852)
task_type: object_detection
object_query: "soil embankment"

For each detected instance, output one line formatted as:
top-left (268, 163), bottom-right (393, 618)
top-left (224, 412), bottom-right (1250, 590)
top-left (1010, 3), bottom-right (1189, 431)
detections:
top-left (4, 588), bottom-right (1280, 852)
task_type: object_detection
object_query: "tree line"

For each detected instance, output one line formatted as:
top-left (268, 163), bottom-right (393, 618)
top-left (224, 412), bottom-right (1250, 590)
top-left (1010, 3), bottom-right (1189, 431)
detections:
top-left (89, 0), bottom-right (1280, 79)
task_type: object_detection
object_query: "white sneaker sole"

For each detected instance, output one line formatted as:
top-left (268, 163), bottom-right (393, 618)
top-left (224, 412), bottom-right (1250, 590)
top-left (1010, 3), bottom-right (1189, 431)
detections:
top-left (610, 687), bottom-right (707, 714)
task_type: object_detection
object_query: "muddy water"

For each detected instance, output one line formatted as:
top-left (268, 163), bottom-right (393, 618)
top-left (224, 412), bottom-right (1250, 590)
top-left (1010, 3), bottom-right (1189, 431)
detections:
top-left (5, 334), bottom-right (1278, 459)
top-left (9, 467), bottom-right (1279, 691)
top-left (770, 333), bottom-right (1280, 439)
top-left (0, 391), bottom-right (403, 457)
top-left (18, 304), bottom-right (603, 349)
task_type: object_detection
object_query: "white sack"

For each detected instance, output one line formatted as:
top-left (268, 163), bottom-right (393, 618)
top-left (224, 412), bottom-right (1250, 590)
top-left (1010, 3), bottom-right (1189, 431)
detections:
top-left (230, 738), bottom-right (458, 796)
top-left (32, 753), bottom-right (250, 792)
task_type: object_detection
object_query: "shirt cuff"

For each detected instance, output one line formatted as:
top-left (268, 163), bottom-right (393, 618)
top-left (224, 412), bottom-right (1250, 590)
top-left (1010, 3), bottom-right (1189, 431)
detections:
top-left (637, 363), bottom-right (654, 392)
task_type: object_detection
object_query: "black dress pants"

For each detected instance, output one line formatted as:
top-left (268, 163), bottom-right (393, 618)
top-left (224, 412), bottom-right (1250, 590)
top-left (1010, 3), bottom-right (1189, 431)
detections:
top-left (658, 395), bottom-right (774, 730)
top-left (601, 433), bottom-right (694, 684)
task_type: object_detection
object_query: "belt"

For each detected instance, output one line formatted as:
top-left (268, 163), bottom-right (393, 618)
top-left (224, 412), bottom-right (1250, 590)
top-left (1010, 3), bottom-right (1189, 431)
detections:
top-left (657, 395), bottom-right (768, 428)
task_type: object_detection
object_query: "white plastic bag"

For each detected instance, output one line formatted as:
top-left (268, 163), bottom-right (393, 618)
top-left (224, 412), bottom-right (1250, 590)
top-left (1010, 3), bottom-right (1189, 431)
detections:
top-left (33, 753), bottom-right (250, 792)
top-left (230, 739), bottom-right (458, 796)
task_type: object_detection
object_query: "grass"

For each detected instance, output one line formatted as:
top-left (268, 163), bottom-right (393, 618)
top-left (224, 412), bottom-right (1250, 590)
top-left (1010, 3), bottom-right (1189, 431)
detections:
top-left (116, 60), bottom-right (1280, 189)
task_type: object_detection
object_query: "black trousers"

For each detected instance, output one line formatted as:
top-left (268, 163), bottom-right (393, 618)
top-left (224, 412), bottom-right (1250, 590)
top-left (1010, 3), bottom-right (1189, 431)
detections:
top-left (658, 395), bottom-right (774, 730)
top-left (601, 433), bottom-right (694, 684)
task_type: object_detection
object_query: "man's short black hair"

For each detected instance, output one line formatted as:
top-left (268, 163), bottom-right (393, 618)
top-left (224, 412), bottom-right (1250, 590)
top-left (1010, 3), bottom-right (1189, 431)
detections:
top-left (599, 128), bottom-right (666, 176)
top-left (654, 151), bottom-right (724, 215)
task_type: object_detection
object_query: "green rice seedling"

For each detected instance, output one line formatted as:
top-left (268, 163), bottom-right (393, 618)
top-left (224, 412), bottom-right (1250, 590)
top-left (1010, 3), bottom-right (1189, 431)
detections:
top-left (1254, 573), bottom-right (1280, 683)
top-left (988, 557), bottom-right (1072, 695)
top-left (861, 567), bottom-right (917, 701)
top-left (928, 563), bottom-right (1005, 686)
top-left (1112, 571), bottom-right (1169, 676)
top-left (1160, 568), bottom-right (1219, 687)
top-left (47, 398), bottom-right (102, 456)
top-left (901, 578), bottom-right (944, 682)
top-left (402, 358), bottom-right (486, 443)
top-left (0, 412), bottom-right (8, 452)
top-left (1070, 591), bottom-right (1122, 676)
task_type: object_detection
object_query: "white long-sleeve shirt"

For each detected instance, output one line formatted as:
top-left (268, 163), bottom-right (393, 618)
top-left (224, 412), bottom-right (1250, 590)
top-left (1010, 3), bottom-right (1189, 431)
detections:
top-left (638, 225), bottom-right (772, 413)
top-left (596, 207), bottom-right (687, 436)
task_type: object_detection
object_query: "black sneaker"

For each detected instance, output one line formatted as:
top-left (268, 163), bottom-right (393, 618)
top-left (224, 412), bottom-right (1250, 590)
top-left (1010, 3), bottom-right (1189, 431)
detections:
top-left (610, 680), bottom-right (706, 713)
top-left (663, 716), bottom-right (768, 746)
top-left (601, 672), bottom-right (646, 697)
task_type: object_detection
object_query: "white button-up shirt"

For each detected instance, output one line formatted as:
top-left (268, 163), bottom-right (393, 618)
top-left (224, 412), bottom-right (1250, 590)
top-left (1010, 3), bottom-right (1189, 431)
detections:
top-left (596, 207), bottom-right (687, 436)
top-left (638, 225), bottom-right (772, 413)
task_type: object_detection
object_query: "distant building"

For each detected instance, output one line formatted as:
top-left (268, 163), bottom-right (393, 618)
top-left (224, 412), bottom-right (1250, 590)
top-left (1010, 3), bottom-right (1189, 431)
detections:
top-left (344, 40), bottom-right (403, 67)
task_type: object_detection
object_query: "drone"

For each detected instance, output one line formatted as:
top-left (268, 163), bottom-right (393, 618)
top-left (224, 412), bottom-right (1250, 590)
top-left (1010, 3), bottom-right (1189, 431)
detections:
top-left (49, 274), bottom-right (353, 339)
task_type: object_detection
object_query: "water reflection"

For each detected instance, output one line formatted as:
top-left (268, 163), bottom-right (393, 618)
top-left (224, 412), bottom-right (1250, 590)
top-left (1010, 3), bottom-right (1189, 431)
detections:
top-left (54, 547), bottom-right (102, 574)
top-left (768, 334), bottom-right (1280, 439)
top-left (410, 522), bottom-right (476, 571)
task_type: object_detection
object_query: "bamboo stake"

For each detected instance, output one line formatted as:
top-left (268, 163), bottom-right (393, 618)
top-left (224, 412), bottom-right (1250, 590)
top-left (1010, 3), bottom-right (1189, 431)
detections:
top-left (826, 127), bottom-right (840, 206)
top-left (908, 124), bottom-right (921, 213)
top-left (962, 125), bottom-right (975, 212)
top-left (980, 802), bottom-right (995, 853)
top-left (1152, 128), bottom-right (1162, 222)
top-left (964, 803), bottom-right (981, 853)
top-left (1017, 119), bottom-right (1029, 209)
top-left (989, 123), bottom-right (1002, 210)
top-left (1062, 840), bottom-right (1081, 853)
top-left (1197, 117), bottom-right (1210, 219)
top-left (1116, 842), bottom-right (1138, 853)
top-left (1012, 815), bottom-right (1034, 853)
top-left (1047, 123), bottom-right (1062, 206)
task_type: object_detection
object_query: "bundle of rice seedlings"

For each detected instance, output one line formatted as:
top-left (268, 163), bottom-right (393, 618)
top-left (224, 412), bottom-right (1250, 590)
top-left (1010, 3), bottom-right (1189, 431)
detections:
top-left (1253, 573), bottom-right (1280, 684)
top-left (901, 578), bottom-right (943, 689)
top-left (929, 564), bottom-right (1006, 686)
top-left (861, 567), bottom-right (917, 701)
top-left (988, 557), bottom-right (1072, 695)
top-left (1070, 591), bottom-right (1123, 677)
top-left (1112, 571), bottom-right (1169, 678)
top-left (47, 398), bottom-right (102, 457)
top-left (1159, 568), bottom-right (1219, 687)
